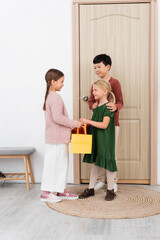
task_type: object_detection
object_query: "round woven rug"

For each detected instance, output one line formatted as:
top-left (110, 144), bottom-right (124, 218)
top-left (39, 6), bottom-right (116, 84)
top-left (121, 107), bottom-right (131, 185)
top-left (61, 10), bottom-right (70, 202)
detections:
top-left (46, 185), bottom-right (160, 219)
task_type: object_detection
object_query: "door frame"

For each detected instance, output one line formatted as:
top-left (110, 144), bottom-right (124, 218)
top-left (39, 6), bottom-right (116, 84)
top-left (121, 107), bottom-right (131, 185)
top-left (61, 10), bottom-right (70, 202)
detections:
top-left (72, 0), bottom-right (158, 185)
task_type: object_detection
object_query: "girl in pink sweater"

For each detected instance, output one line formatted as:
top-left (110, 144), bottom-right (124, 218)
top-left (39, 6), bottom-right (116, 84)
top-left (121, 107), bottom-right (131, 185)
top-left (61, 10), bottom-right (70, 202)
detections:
top-left (40, 69), bottom-right (81, 203)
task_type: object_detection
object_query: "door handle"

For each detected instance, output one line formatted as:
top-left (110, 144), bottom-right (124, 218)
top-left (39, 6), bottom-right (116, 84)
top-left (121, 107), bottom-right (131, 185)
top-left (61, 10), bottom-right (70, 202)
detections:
top-left (83, 96), bottom-right (88, 101)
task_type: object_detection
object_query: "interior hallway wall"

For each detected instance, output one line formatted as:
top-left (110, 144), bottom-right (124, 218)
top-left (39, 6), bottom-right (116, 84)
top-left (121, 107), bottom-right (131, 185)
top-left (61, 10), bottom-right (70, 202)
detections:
top-left (0, 0), bottom-right (159, 184)
top-left (157, 3), bottom-right (160, 184)
top-left (0, 0), bottom-right (74, 183)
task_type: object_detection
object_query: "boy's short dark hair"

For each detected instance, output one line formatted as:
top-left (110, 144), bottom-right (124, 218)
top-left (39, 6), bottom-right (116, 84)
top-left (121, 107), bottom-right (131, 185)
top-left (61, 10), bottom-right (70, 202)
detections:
top-left (93, 54), bottom-right (112, 67)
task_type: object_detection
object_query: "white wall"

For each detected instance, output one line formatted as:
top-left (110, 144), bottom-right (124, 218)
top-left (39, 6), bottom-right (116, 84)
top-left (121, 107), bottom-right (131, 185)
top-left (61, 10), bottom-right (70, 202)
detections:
top-left (157, 3), bottom-right (160, 184)
top-left (0, 0), bottom-right (159, 184)
top-left (0, 0), bottom-right (74, 183)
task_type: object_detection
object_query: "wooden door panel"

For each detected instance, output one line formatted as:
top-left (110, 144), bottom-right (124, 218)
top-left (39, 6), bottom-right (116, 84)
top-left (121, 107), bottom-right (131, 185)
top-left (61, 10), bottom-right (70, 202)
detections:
top-left (118, 120), bottom-right (140, 162)
top-left (80, 3), bottom-right (150, 181)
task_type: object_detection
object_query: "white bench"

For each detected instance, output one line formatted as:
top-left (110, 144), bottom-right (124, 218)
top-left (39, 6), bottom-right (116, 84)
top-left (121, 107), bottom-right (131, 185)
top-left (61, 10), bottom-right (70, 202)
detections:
top-left (0, 147), bottom-right (35, 190)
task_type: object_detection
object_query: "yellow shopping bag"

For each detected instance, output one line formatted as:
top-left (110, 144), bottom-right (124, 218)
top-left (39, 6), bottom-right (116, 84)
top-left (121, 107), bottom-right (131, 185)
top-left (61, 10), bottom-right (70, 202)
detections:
top-left (71, 124), bottom-right (92, 154)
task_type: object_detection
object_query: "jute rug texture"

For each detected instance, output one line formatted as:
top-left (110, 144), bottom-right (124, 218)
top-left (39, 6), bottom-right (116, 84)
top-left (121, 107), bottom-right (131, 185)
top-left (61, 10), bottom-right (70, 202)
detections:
top-left (46, 185), bottom-right (160, 219)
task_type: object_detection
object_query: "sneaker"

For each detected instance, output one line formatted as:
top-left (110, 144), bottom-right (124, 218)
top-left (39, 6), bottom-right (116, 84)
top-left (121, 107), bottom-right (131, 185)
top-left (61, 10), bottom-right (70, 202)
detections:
top-left (0, 171), bottom-right (6, 178)
top-left (40, 193), bottom-right (62, 203)
top-left (57, 189), bottom-right (78, 200)
top-left (79, 188), bottom-right (94, 199)
top-left (94, 182), bottom-right (106, 190)
top-left (105, 189), bottom-right (116, 201)
top-left (114, 183), bottom-right (117, 193)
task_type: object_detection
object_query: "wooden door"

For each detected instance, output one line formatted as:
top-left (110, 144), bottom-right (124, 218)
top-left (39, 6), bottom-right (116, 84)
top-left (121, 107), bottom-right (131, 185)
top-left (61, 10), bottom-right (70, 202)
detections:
top-left (79, 3), bottom-right (150, 183)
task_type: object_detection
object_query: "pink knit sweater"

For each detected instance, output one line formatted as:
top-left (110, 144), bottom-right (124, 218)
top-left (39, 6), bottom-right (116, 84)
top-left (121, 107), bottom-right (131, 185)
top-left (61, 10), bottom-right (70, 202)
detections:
top-left (45, 91), bottom-right (78, 144)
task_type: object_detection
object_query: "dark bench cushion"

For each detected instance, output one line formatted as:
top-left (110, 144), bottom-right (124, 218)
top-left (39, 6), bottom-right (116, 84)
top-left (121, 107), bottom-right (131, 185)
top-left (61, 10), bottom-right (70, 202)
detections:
top-left (0, 147), bottom-right (36, 155)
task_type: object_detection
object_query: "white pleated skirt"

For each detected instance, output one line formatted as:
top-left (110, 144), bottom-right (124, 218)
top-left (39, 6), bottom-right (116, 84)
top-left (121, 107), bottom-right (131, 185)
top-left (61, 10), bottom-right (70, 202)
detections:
top-left (41, 143), bottom-right (69, 193)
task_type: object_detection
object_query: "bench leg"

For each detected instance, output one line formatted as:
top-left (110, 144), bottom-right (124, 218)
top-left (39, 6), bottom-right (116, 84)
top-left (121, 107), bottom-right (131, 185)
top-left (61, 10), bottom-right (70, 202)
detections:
top-left (24, 155), bottom-right (30, 190)
top-left (28, 155), bottom-right (34, 184)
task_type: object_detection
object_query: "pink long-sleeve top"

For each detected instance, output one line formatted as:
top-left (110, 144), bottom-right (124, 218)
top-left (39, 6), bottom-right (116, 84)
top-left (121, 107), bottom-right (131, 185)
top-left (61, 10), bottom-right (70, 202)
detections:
top-left (88, 77), bottom-right (123, 126)
top-left (45, 91), bottom-right (78, 144)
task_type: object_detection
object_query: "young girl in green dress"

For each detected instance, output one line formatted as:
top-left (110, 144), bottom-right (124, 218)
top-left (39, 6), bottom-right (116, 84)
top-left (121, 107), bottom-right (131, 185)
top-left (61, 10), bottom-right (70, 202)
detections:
top-left (79, 80), bottom-right (117, 201)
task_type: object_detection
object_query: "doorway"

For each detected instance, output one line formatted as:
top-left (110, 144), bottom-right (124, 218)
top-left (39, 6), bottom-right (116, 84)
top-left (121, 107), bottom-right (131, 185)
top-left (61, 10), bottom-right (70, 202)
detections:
top-left (72, 0), bottom-right (158, 185)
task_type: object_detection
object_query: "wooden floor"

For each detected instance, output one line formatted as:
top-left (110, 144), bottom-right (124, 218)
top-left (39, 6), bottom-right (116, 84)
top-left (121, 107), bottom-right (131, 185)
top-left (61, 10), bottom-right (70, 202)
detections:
top-left (0, 183), bottom-right (160, 240)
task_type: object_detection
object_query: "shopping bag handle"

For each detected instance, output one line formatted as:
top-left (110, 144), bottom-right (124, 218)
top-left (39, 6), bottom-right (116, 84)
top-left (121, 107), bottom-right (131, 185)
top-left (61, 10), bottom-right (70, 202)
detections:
top-left (77, 124), bottom-right (87, 135)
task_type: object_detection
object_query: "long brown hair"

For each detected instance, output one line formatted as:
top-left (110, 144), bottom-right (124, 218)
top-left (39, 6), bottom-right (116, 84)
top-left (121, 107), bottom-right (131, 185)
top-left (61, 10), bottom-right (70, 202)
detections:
top-left (93, 80), bottom-right (115, 103)
top-left (43, 69), bottom-right (64, 111)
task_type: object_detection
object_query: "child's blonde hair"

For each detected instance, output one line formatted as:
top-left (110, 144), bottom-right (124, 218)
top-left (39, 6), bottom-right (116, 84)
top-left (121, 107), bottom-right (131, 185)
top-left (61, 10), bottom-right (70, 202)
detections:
top-left (93, 79), bottom-right (115, 103)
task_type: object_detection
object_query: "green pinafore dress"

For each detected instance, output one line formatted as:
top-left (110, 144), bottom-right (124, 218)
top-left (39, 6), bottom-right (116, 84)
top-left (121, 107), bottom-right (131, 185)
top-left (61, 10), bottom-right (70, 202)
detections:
top-left (83, 103), bottom-right (117, 172)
